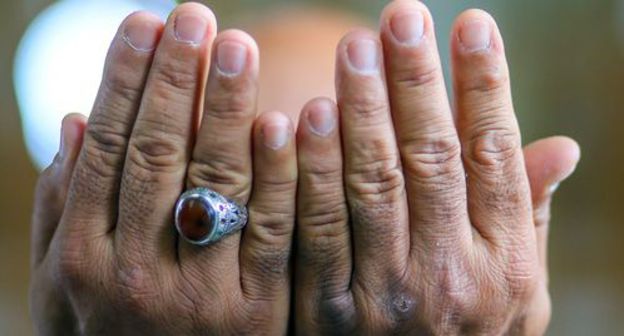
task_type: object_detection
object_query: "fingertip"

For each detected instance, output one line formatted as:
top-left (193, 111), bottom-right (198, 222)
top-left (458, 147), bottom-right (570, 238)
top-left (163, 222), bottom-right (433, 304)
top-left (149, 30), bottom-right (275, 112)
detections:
top-left (256, 111), bottom-right (294, 151)
top-left (380, 0), bottom-right (434, 46)
top-left (299, 97), bottom-right (338, 138)
top-left (553, 136), bottom-right (582, 170)
top-left (121, 11), bottom-right (165, 52)
top-left (524, 136), bottom-right (581, 186)
top-left (213, 29), bottom-right (259, 77)
top-left (166, 2), bottom-right (218, 47)
top-left (216, 29), bottom-right (259, 56)
top-left (338, 28), bottom-right (378, 49)
top-left (171, 2), bottom-right (217, 29)
top-left (381, 0), bottom-right (431, 19)
top-left (451, 8), bottom-right (504, 55)
top-left (336, 28), bottom-right (381, 74)
top-left (59, 113), bottom-right (87, 164)
top-left (524, 136), bottom-right (581, 208)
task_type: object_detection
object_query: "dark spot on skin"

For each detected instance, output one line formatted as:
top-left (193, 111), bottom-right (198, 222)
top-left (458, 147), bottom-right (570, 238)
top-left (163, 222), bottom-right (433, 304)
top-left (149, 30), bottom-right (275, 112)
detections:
top-left (389, 292), bottom-right (417, 321)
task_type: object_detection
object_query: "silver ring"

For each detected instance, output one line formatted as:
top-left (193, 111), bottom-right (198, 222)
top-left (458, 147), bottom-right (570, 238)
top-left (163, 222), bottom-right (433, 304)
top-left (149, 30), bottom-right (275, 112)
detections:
top-left (174, 187), bottom-right (248, 246)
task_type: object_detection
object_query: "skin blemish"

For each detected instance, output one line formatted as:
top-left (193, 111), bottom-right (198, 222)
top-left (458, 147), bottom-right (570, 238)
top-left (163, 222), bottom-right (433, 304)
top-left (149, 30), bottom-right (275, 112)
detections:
top-left (389, 292), bottom-right (418, 321)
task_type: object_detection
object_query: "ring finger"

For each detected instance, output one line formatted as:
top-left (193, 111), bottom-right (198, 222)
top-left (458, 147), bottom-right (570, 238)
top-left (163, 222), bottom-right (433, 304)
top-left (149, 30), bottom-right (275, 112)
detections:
top-left (336, 30), bottom-right (410, 281)
top-left (180, 30), bottom-right (259, 274)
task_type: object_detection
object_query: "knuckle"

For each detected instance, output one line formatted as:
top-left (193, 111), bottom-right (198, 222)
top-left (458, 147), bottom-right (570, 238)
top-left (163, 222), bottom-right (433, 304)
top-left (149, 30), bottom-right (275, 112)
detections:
top-left (315, 293), bottom-right (357, 332)
top-left (299, 160), bottom-right (343, 193)
top-left (402, 133), bottom-right (463, 180)
top-left (255, 177), bottom-right (298, 196)
top-left (299, 197), bottom-right (348, 233)
top-left (300, 158), bottom-right (343, 180)
top-left (394, 63), bottom-right (440, 91)
top-left (466, 126), bottom-right (520, 168)
top-left (57, 256), bottom-right (83, 287)
top-left (346, 155), bottom-right (404, 204)
top-left (205, 86), bottom-right (254, 121)
top-left (299, 166), bottom-right (343, 203)
top-left (151, 59), bottom-right (198, 92)
top-left (56, 240), bottom-right (89, 289)
top-left (78, 119), bottom-right (130, 180)
top-left (187, 158), bottom-right (250, 198)
top-left (297, 206), bottom-right (349, 265)
top-left (127, 130), bottom-right (185, 173)
top-left (462, 65), bottom-right (509, 95)
top-left (248, 204), bottom-right (295, 240)
top-left (429, 260), bottom-right (478, 316)
top-left (101, 66), bottom-right (143, 104)
top-left (85, 114), bottom-right (129, 157)
top-left (114, 264), bottom-right (157, 314)
top-left (344, 94), bottom-right (388, 124)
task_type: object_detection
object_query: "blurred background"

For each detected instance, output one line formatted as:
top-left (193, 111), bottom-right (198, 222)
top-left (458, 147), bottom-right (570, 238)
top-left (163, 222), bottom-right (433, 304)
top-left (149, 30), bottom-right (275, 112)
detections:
top-left (0, 0), bottom-right (622, 334)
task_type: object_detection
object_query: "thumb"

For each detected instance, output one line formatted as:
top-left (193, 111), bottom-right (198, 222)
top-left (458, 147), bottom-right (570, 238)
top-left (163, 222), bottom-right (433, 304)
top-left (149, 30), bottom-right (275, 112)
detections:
top-left (523, 136), bottom-right (580, 277)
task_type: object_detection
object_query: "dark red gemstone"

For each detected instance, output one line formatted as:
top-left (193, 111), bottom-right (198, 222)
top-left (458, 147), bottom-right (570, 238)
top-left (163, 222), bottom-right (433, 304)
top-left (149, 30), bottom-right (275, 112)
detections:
top-left (178, 199), bottom-right (213, 241)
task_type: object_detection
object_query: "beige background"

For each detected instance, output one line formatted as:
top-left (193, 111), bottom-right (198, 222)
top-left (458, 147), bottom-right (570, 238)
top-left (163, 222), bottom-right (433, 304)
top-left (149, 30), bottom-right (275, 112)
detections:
top-left (1, 0), bottom-right (623, 334)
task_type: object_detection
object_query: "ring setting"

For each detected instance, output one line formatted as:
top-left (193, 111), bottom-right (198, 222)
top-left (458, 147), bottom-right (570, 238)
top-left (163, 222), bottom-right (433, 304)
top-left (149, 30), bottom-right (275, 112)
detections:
top-left (174, 187), bottom-right (248, 246)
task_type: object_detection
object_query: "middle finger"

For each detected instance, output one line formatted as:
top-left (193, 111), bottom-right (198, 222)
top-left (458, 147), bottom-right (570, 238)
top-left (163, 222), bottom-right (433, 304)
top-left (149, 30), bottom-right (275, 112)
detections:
top-left (117, 3), bottom-right (217, 264)
top-left (380, 0), bottom-right (471, 256)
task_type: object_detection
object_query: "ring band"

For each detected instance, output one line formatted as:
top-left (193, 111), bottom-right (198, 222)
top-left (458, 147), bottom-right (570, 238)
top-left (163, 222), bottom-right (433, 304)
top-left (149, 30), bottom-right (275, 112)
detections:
top-left (174, 187), bottom-right (248, 246)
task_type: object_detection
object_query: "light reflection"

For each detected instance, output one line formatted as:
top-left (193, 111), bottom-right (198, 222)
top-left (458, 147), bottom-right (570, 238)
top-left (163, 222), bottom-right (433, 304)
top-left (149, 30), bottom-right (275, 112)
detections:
top-left (14, 0), bottom-right (176, 170)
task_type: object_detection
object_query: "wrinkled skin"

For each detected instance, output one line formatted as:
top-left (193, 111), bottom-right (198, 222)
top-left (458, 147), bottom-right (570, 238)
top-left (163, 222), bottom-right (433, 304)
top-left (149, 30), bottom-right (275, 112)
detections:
top-left (293, 1), bottom-right (579, 335)
top-left (30, 1), bottom-right (579, 335)
top-left (30, 4), bottom-right (297, 335)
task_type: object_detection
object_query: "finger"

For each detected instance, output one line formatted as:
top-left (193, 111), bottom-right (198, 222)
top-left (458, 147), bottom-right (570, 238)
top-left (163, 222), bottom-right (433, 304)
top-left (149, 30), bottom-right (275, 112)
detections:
top-left (380, 0), bottom-right (471, 254)
top-left (336, 30), bottom-right (410, 278)
top-left (523, 136), bottom-right (580, 273)
top-left (117, 3), bottom-right (217, 262)
top-left (32, 114), bottom-right (86, 267)
top-left (180, 30), bottom-right (259, 268)
top-left (451, 10), bottom-right (533, 245)
top-left (60, 12), bottom-right (163, 238)
top-left (295, 98), bottom-right (353, 329)
top-left (241, 112), bottom-right (297, 305)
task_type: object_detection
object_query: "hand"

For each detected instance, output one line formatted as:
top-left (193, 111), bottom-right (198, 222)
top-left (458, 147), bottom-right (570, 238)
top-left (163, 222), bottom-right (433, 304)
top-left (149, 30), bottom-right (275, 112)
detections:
top-left (29, 4), bottom-right (297, 335)
top-left (293, 1), bottom-right (580, 335)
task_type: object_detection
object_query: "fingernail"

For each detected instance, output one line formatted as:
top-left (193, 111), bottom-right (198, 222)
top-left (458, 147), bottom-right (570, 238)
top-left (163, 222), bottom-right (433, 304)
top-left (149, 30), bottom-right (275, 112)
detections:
top-left (347, 39), bottom-right (379, 73)
top-left (123, 18), bottom-right (160, 52)
top-left (548, 182), bottom-right (560, 195)
top-left (390, 11), bottom-right (425, 46)
top-left (307, 102), bottom-right (336, 137)
top-left (459, 20), bottom-right (491, 52)
top-left (174, 14), bottom-right (208, 45)
top-left (217, 41), bottom-right (247, 76)
top-left (58, 122), bottom-right (68, 162)
top-left (262, 116), bottom-right (291, 150)
top-left (58, 118), bottom-right (78, 162)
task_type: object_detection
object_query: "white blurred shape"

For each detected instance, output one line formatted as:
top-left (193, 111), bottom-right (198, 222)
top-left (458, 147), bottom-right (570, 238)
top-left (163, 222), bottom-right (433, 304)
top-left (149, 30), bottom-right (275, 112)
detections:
top-left (14, 0), bottom-right (176, 171)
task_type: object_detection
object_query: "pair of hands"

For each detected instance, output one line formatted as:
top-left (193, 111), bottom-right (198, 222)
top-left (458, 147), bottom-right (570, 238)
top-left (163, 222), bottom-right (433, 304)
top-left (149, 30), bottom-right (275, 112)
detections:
top-left (30, 1), bottom-right (580, 335)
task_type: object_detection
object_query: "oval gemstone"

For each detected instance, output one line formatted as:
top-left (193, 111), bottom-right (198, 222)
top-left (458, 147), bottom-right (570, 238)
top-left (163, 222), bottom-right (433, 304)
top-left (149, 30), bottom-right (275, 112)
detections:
top-left (178, 199), bottom-right (213, 242)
